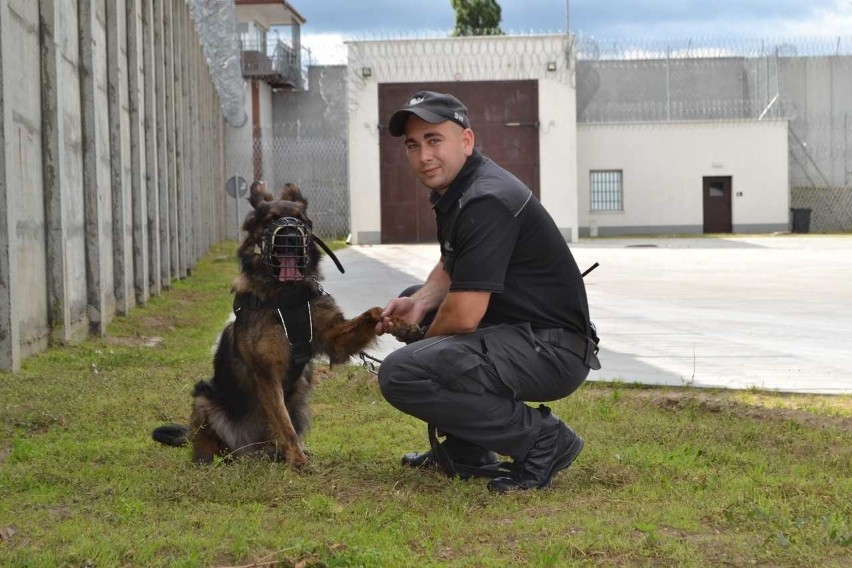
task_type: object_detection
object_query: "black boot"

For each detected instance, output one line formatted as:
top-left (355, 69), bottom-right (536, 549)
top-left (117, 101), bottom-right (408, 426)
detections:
top-left (487, 409), bottom-right (583, 493)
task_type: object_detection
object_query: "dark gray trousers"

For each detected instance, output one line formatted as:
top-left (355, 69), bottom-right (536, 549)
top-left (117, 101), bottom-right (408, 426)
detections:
top-left (378, 322), bottom-right (589, 461)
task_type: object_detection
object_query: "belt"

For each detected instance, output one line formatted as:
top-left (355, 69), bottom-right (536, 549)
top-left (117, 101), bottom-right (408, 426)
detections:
top-left (533, 327), bottom-right (601, 370)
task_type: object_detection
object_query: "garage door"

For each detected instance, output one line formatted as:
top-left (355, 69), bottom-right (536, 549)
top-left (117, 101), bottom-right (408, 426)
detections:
top-left (378, 80), bottom-right (539, 243)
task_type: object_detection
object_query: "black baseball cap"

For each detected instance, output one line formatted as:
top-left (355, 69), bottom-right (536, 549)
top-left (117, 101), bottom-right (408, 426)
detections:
top-left (388, 91), bottom-right (471, 137)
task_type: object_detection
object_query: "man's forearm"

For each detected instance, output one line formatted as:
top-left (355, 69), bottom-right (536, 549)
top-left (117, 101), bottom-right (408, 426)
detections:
top-left (409, 260), bottom-right (490, 339)
top-left (410, 260), bottom-right (450, 312)
top-left (424, 290), bottom-right (490, 338)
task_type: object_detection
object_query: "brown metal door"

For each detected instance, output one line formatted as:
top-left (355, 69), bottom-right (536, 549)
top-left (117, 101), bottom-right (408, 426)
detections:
top-left (379, 81), bottom-right (540, 243)
top-left (703, 176), bottom-right (733, 233)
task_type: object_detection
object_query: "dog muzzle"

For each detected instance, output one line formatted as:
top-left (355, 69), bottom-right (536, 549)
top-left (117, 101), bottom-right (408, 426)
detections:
top-left (260, 217), bottom-right (311, 282)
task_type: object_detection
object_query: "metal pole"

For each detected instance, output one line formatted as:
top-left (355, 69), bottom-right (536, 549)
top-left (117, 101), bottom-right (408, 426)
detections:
top-left (565, 0), bottom-right (570, 33)
top-left (845, 113), bottom-right (849, 186)
top-left (666, 46), bottom-right (671, 121)
top-left (235, 173), bottom-right (240, 240)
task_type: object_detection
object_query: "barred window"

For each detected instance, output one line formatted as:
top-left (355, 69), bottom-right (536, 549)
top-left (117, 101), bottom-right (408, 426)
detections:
top-left (590, 170), bottom-right (623, 212)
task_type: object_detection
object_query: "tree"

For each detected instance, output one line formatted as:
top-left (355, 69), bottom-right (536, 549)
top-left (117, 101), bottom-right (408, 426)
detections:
top-left (451, 0), bottom-right (504, 36)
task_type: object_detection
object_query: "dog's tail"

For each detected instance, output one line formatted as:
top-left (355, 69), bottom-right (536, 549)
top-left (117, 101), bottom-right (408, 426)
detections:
top-left (151, 423), bottom-right (190, 447)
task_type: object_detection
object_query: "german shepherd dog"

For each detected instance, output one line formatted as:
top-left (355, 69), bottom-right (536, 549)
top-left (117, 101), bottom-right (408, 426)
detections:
top-left (152, 181), bottom-right (418, 466)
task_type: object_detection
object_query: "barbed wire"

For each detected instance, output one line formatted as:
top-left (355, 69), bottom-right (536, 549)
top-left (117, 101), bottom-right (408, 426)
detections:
top-left (575, 35), bottom-right (852, 60)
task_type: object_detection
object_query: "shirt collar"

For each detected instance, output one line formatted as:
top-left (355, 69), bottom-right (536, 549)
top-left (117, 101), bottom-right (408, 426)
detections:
top-left (429, 149), bottom-right (486, 213)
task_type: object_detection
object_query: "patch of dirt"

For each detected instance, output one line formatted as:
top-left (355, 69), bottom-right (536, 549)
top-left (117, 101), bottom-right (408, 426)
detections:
top-left (0, 447), bottom-right (10, 465)
top-left (583, 462), bottom-right (640, 489)
top-left (629, 390), bottom-right (852, 432)
top-left (102, 335), bottom-right (164, 348)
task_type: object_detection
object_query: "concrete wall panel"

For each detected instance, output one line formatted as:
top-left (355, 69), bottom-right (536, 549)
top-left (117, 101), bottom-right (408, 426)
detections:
top-left (153, 0), bottom-right (171, 289)
top-left (106, 0), bottom-right (133, 315)
top-left (79, 0), bottom-right (114, 336)
top-left (41, 0), bottom-right (89, 345)
top-left (141, 0), bottom-right (160, 297)
top-left (7, 0), bottom-right (50, 358)
top-left (0, 0), bottom-right (20, 369)
top-left (127, 0), bottom-right (149, 304)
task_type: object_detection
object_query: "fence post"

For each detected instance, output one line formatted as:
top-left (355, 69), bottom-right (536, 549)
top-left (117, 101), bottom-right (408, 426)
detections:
top-left (0, 0), bottom-right (21, 370)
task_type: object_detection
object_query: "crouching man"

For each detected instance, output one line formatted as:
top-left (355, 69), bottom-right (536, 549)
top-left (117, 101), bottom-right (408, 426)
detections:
top-left (376, 91), bottom-right (600, 492)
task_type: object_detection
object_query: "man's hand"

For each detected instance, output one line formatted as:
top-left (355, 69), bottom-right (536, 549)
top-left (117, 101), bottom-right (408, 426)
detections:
top-left (375, 297), bottom-right (428, 336)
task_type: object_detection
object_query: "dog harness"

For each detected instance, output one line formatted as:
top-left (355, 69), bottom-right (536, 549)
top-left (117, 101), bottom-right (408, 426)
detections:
top-left (233, 283), bottom-right (323, 372)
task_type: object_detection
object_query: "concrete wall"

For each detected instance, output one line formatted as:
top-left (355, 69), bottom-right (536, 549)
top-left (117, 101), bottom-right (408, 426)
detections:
top-left (780, 56), bottom-right (852, 190)
top-left (258, 80), bottom-right (275, 188)
top-left (346, 35), bottom-right (578, 244)
top-left (0, 0), bottom-right (227, 371)
top-left (273, 65), bottom-right (348, 138)
top-left (270, 65), bottom-right (350, 239)
top-left (577, 120), bottom-right (789, 236)
top-left (223, 80), bottom-right (275, 241)
top-left (578, 57), bottom-right (755, 122)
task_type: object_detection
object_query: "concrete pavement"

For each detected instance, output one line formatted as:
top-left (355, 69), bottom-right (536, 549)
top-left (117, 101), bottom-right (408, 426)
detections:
top-left (320, 236), bottom-right (852, 395)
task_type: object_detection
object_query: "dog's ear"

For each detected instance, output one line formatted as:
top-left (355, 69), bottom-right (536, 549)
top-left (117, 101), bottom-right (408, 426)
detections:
top-left (248, 180), bottom-right (274, 210)
top-left (280, 183), bottom-right (308, 211)
top-left (241, 209), bottom-right (257, 235)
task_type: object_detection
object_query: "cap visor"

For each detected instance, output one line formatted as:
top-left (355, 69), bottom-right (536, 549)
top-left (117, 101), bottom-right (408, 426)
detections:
top-left (388, 108), bottom-right (453, 137)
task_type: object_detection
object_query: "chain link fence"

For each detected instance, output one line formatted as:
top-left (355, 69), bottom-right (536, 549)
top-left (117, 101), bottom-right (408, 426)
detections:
top-left (226, 125), bottom-right (349, 241)
top-left (262, 127), bottom-right (349, 240)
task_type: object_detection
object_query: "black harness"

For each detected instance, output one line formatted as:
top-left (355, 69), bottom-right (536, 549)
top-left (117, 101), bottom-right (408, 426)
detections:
top-left (233, 283), bottom-right (323, 373)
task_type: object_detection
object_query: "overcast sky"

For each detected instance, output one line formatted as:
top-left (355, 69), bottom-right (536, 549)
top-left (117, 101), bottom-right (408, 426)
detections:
top-left (296, 0), bottom-right (852, 63)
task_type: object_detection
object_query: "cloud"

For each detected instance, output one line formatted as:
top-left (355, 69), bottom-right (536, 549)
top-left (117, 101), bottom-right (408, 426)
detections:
top-left (298, 0), bottom-right (852, 63)
top-left (570, 0), bottom-right (844, 38)
top-left (302, 33), bottom-right (349, 65)
top-left (776, 0), bottom-right (852, 37)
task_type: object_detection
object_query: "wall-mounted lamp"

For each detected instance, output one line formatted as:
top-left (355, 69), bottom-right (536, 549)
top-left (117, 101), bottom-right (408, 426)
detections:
top-left (361, 67), bottom-right (372, 78)
top-left (546, 61), bottom-right (557, 72)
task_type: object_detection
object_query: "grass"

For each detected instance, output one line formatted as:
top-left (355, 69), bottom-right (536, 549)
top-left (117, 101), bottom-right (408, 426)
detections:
top-left (1, 241), bottom-right (851, 567)
top-left (582, 232), bottom-right (852, 240)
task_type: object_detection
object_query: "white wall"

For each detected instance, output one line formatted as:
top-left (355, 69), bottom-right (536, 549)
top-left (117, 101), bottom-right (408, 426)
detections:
top-left (577, 120), bottom-right (789, 235)
top-left (223, 80), bottom-right (277, 240)
top-left (258, 81), bottom-right (276, 188)
top-left (346, 35), bottom-right (578, 244)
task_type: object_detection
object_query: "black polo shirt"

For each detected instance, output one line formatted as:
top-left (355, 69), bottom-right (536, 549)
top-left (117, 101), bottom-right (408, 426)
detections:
top-left (430, 150), bottom-right (591, 334)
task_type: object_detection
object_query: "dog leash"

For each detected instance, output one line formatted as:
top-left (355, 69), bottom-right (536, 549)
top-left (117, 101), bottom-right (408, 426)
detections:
top-left (358, 351), bottom-right (383, 376)
top-left (313, 235), bottom-right (345, 274)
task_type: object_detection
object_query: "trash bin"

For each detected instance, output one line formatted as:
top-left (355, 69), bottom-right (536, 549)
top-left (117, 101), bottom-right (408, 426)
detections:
top-left (791, 208), bottom-right (812, 234)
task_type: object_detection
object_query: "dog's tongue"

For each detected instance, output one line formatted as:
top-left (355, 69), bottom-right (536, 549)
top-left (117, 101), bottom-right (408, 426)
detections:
top-left (278, 257), bottom-right (303, 282)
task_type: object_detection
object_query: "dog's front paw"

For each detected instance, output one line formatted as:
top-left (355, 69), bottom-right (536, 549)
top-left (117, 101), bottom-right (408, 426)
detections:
top-left (286, 447), bottom-right (310, 469)
top-left (388, 317), bottom-right (424, 344)
top-left (366, 307), bottom-right (384, 322)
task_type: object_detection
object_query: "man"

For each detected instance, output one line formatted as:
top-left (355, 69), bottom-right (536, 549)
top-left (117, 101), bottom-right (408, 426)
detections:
top-left (376, 91), bottom-right (600, 493)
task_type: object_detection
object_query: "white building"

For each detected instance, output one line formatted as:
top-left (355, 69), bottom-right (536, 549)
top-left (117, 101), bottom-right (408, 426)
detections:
top-left (345, 35), bottom-right (789, 243)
